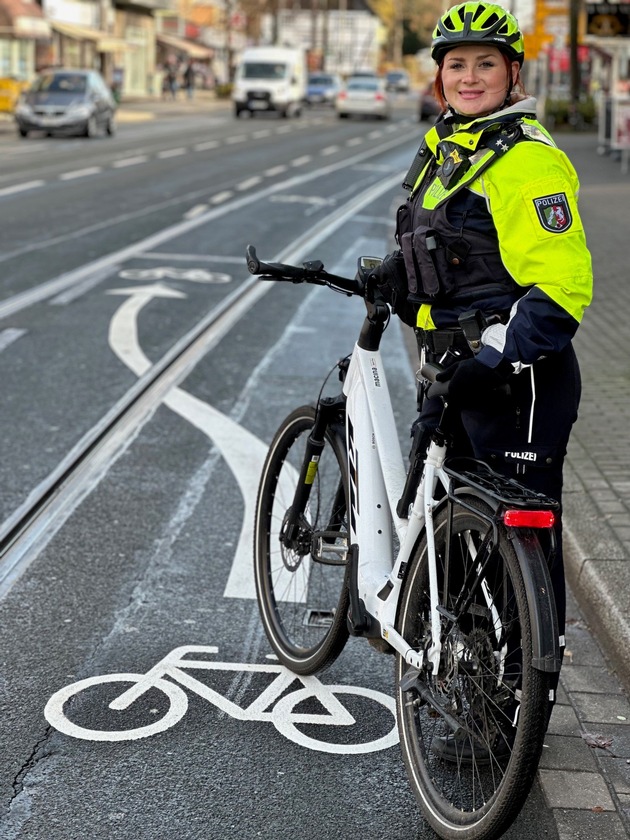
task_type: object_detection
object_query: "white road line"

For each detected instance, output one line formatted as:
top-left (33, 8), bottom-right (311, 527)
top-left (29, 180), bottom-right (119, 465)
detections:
top-left (210, 191), bottom-right (234, 204)
top-left (236, 176), bottom-right (263, 191)
top-left (291, 155), bottom-right (312, 167)
top-left (112, 155), bottom-right (149, 168)
top-left (0, 180), bottom-right (45, 196)
top-left (0, 328), bottom-right (26, 352)
top-left (225, 135), bottom-right (246, 144)
top-left (346, 138), bottom-right (363, 147)
top-left (59, 167), bottom-right (103, 181)
top-left (158, 148), bottom-right (186, 159)
top-left (276, 125), bottom-right (292, 133)
top-left (184, 204), bottom-right (209, 219)
top-left (194, 140), bottom-right (220, 151)
top-left (252, 129), bottom-right (271, 138)
top-left (0, 125), bottom-right (419, 323)
top-left (264, 164), bottom-right (288, 176)
top-left (142, 252), bottom-right (246, 263)
top-left (49, 265), bottom-right (120, 305)
top-left (320, 146), bottom-right (339, 156)
top-left (270, 195), bottom-right (333, 207)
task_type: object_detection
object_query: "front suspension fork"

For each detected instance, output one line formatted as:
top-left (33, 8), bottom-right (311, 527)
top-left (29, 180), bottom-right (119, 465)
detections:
top-left (281, 395), bottom-right (345, 548)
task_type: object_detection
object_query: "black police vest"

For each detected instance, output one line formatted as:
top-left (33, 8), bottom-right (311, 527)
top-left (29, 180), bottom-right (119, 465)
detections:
top-left (395, 126), bottom-right (523, 306)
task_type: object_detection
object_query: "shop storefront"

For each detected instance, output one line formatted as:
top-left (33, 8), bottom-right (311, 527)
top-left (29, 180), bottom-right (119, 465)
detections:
top-left (0, 0), bottom-right (50, 80)
top-left (585, 2), bottom-right (630, 158)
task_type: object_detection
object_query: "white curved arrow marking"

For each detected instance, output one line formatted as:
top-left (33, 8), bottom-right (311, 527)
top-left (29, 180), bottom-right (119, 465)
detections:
top-left (107, 283), bottom-right (268, 599)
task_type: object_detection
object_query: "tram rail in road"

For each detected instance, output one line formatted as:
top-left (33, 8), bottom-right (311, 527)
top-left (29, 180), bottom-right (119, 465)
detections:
top-left (0, 166), bottom-right (405, 602)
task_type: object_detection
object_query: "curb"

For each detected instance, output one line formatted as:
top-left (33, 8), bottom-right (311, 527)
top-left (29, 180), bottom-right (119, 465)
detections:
top-left (563, 462), bottom-right (630, 693)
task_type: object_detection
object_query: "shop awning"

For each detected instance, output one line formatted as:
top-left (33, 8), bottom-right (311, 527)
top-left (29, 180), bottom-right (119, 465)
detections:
top-left (50, 20), bottom-right (130, 53)
top-left (0, 0), bottom-right (50, 39)
top-left (157, 33), bottom-right (213, 60)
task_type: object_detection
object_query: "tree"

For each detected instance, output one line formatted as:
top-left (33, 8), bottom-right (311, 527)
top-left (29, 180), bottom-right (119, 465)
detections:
top-left (367, 0), bottom-right (441, 63)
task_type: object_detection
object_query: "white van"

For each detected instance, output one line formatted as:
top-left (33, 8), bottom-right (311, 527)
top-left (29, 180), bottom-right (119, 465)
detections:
top-left (232, 47), bottom-right (307, 118)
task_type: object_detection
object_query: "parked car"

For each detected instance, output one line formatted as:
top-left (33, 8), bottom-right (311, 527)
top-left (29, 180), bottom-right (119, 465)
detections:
top-left (14, 68), bottom-right (116, 138)
top-left (336, 76), bottom-right (391, 120)
top-left (418, 82), bottom-right (442, 122)
top-left (385, 69), bottom-right (410, 93)
top-left (305, 72), bottom-right (341, 106)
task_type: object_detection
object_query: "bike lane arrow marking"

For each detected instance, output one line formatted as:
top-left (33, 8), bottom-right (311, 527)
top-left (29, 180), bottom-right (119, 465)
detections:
top-left (107, 283), bottom-right (285, 600)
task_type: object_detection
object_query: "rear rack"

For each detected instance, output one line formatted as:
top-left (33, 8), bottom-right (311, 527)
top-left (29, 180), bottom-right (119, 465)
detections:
top-left (444, 457), bottom-right (560, 510)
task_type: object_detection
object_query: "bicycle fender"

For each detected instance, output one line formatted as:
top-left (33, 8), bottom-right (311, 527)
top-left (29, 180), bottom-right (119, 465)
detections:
top-left (450, 487), bottom-right (561, 673)
top-left (511, 530), bottom-right (562, 673)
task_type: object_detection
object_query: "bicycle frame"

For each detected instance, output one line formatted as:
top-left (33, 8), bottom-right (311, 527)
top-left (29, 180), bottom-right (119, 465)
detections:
top-left (342, 307), bottom-right (448, 673)
top-left (337, 298), bottom-right (561, 676)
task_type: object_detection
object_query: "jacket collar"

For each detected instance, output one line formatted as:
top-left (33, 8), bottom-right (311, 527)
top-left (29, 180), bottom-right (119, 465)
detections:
top-left (425, 97), bottom-right (538, 162)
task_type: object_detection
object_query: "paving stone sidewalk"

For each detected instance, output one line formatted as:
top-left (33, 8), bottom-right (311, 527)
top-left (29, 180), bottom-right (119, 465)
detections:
top-left (534, 132), bottom-right (630, 838)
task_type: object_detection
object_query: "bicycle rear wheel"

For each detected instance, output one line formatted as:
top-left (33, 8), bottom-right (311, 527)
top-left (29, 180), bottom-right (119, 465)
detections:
top-left (254, 405), bottom-right (350, 675)
top-left (395, 496), bottom-right (550, 840)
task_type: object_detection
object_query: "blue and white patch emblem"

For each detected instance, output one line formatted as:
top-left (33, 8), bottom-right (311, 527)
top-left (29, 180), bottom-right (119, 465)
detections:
top-left (533, 193), bottom-right (572, 232)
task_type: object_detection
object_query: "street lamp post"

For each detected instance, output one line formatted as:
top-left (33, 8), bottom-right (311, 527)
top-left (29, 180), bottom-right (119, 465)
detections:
top-left (569, 0), bottom-right (580, 126)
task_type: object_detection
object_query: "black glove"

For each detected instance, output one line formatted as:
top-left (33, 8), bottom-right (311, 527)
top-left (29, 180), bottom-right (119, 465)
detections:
top-left (430, 357), bottom-right (512, 407)
top-left (366, 250), bottom-right (408, 312)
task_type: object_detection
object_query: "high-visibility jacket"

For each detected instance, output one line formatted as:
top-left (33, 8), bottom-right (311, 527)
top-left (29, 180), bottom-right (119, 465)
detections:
top-left (398, 97), bottom-right (593, 370)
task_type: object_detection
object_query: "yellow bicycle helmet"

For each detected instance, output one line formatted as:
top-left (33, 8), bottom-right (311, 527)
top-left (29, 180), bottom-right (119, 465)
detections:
top-left (432, 2), bottom-right (525, 66)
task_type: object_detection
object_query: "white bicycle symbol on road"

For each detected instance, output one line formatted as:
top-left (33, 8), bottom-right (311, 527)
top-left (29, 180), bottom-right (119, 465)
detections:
top-left (44, 645), bottom-right (398, 754)
top-left (118, 267), bottom-right (231, 284)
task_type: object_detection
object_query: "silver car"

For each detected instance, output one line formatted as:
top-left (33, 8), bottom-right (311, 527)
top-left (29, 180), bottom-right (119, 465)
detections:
top-left (336, 76), bottom-right (392, 121)
top-left (14, 69), bottom-right (116, 138)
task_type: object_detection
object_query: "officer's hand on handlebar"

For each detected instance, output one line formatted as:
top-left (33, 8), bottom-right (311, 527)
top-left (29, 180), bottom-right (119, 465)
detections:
top-left (427, 357), bottom-right (512, 407)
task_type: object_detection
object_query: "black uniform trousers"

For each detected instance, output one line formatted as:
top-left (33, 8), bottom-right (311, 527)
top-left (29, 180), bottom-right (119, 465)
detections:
top-left (417, 342), bottom-right (582, 703)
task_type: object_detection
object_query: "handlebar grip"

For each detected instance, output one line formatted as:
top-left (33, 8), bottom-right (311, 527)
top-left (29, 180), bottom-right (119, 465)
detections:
top-left (246, 244), bottom-right (262, 276)
top-left (245, 244), bottom-right (363, 296)
top-left (246, 244), bottom-right (309, 282)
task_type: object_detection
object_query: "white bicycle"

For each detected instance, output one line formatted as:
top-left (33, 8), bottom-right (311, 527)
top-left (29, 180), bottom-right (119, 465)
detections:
top-left (247, 246), bottom-right (562, 840)
top-left (44, 644), bottom-right (397, 754)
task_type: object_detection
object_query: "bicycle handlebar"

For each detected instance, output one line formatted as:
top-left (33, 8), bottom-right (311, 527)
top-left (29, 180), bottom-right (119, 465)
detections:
top-left (246, 244), bottom-right (364, 297)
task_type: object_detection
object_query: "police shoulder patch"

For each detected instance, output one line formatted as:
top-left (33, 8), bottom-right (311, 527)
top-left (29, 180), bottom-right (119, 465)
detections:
top-left (532, 192), bottom-right (573, 232)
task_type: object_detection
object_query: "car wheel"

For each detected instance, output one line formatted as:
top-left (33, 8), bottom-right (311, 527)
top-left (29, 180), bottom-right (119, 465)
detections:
top-left (85, 115), bottom-right (98, 138)
top-left (106, 115), bottom-right (116, 136)
top-left (337, 113), bottom-right (348, 119)
top-left (18, 128), bottom-right (28, 138)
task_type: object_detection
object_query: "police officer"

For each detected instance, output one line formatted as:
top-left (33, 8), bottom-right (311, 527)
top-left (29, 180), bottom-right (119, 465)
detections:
top-left (371, 1), bottom-right (593, 729)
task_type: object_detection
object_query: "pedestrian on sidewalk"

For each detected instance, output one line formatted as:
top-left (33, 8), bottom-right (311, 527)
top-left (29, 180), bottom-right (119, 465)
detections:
top-left (183, 61), bottom-right (196, 100)
top-left (365, 0), bottom-right (593, 753)
top-left (163, 61), bottom-right (178, 100)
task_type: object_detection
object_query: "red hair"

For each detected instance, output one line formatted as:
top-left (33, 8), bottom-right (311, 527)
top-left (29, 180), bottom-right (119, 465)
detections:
top-left (433, 52), bottom-right (523, 112)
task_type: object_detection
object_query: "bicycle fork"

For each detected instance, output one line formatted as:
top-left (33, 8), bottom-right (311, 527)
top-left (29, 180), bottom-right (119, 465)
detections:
top-left (280, 394), bottom-right (347, 562)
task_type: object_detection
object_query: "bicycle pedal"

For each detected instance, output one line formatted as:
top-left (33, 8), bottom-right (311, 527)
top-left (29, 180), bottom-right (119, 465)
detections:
top-left (311, 532), bottom-right (348, 565)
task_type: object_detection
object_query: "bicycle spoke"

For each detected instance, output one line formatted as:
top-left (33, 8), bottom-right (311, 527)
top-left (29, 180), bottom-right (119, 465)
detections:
top-left (396, 496), bottom-right (550, 837)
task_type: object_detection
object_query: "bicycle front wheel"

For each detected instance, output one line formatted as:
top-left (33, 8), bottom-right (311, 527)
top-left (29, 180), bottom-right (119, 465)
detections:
top-left (395, 496), bottom-right (551, 840)
top-left (254, 405), bottom-right (350, 675)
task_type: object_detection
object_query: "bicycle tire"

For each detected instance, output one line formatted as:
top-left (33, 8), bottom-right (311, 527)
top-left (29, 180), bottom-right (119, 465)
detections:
top-left (254, 405), bottom-right (350, 675)
top-left (395, 495), bottom-right (550, 840)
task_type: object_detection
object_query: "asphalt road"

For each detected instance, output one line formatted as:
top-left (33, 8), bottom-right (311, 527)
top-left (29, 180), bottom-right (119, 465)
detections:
top-left (0, 101), bottom-right (591, 839)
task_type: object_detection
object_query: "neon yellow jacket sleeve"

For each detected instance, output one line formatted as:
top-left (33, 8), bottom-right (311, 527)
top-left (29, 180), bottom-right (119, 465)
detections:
top-left (477, 141), bottom-right (593, 322)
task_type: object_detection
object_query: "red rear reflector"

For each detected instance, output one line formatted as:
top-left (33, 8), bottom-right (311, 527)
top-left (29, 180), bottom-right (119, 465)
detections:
top-left (375, 94), bottom-right (385, 101)
top-left (503, 509), bottom-right (556, 528)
